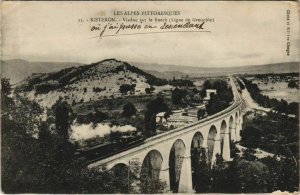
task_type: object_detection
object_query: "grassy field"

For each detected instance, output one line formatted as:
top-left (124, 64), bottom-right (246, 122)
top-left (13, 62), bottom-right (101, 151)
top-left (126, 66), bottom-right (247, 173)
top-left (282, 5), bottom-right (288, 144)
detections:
top-left (247, 76), bottom-right (299, 103)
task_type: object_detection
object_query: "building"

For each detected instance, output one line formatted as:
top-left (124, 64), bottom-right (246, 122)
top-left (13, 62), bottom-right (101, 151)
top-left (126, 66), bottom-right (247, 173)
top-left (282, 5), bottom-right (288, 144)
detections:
top-left (156, 112), bottom-right (167, 123)
top-left (203, 89), bottom-right (217, 102)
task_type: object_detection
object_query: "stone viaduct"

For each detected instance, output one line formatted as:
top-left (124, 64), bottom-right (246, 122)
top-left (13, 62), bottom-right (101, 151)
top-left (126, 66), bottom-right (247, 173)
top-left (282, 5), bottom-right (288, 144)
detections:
top-left (88, 76), bottom-right (245, 193)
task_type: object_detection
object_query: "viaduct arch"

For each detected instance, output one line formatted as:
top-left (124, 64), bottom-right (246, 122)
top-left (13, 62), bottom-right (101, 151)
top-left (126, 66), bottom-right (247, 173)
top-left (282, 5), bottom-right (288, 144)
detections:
top-left (88, 77), bottom-right (244, 193)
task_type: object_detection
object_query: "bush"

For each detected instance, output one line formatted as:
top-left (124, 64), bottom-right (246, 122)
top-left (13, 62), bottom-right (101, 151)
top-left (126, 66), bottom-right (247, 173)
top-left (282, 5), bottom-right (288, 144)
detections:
top-left (171, 88), bottom-right (187, 105)
top-left (35, 82), bottom-right (58, 94)
top-left (119, 84), bottom-right (135, 94)
top-left (236, 160), bottom-right (269, 193)
top-left (122, 103), bottom-right (137, 117)
top-left (206, 94), bottom-right (231, 115)
top-left (145, 86), bottom-right (155, 94)
top-left (144, 97), bottom-right (169, 136)
top-left (240, 126), bottom-right (263, 148)
top-left (288, 80), bottom-right (298, 89)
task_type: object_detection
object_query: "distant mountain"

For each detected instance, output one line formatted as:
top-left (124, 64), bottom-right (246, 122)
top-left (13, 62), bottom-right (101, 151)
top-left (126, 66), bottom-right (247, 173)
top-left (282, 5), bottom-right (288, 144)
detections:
top-left (130, 61), bottom-right (299, 78)
top-left (2, 58), bottom-right (298, 84)
top-left (16, 59), bottom-right (167, 108)
top-left (1, 59), bottom-right (83, 84)
top-left (144, 70), bottom-right (186, 80)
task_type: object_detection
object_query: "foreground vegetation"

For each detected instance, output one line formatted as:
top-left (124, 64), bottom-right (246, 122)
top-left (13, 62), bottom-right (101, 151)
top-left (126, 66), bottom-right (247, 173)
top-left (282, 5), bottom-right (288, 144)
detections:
top-left (241, 111), bottom-right (299, 160)
top-left (2, 78), bottom-right (165, 193)
top-left (192, 109), bottom-right (299, 193)
top-left (192, 145), bottom-right (298, 193)
top-left (240, 111), bottom-right (299, 191)
top-left (2, 77), bottom-right (298, 193)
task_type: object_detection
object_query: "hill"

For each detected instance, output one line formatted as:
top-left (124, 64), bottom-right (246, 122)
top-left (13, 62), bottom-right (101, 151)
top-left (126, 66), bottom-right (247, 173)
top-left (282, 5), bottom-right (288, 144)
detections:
top-left (16, 59), bottom-right (167, 108)
top-left (130, 62), bottom-right (300, 78)
top-left (1, 59), bottom-right (83, 84)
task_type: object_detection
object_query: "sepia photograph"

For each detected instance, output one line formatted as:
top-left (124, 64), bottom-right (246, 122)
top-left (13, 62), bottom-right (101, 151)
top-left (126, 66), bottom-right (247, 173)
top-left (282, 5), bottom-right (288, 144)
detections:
top-left (1, 1), bottom-right (299, 194)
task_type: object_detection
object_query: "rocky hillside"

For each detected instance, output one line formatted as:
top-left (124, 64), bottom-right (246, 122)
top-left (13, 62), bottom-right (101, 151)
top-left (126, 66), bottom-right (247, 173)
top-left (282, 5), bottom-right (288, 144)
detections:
top-left (16, 59), bottom-right (168, 108)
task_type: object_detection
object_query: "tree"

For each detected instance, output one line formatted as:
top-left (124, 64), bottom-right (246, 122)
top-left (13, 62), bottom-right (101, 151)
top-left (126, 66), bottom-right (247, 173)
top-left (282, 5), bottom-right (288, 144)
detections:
top-left (197, 108), bottom-right (206, 120)
top-left (94, 110), bottom-right (109, 123)
top-left (287, 102), bottom-right (299, 116)
top-left (240, 126), bottom-right (262, 148)
top-left (230, 140), bottom-right (239, 159)
top-left (201, 79), bottom-right (233, 98)
top-left (236, 160), bottom-right (269, 193)
top-left (119, 84), bottom-right (135, 95)
top-left (140, 177), bottom-right (166, 193)
top-left (242, 148), bottom-right (257, 161)
top-left (275, 99), bottom-right (289, 114)
top-left (201, 79), bottom-right (234, 116)
top-left (1, 78), bottom-right (12, 98)
top-left (171, 88), bottom-right (187, 105)
top-left (145, 86), bottom-right (155, 94)
top-left (206, 94), bottom-right (229, 115)
top-left (35, 82), bottom-right (57, 94)
top-left (144, 97), bottom-right (169, 136)
top-left (193, 148), bottom-right (211, 193)
top-left (260, 156), bottom-right (299, 192)
top-left (169, 79), bottom-right (194, 87)
top-left (1, 78), bottom-right (14, 113)
top-left (210, 154), bottom-right (233, 193)
top-left (164, 111), bottom-right (172, 120)
top-left (122, 103), bottom-right (137, 117)
top-left (1, 78), bottom-right (45, 193)
top-left (38, 121), bottom-right (52, 143)
top-left (288, 80), bottom-right (298, 89)
top-left (54, 101), bottom-right (71, 140)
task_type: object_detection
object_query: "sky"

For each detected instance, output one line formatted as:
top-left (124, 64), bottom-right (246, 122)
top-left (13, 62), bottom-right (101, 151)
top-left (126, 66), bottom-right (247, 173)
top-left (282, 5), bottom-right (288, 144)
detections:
top-left (2, 1), bottom-right (299, 68)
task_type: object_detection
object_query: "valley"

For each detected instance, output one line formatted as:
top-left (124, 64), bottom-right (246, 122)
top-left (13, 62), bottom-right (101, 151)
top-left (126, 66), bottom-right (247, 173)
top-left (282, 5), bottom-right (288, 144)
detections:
top-left (2, 58), bottom-right (299, 194)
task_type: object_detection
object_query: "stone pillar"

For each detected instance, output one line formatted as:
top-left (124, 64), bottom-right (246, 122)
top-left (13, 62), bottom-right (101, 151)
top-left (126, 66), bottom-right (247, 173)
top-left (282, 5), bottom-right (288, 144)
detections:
top-left (129, 160), bottom-right (141, 194)
top-left (178, 154), bottom-right (194, 193)
top-left (230, 126), bottom-right (236, 142)
top-left (236, 116), bottom-right (243, 141)
top-left (222, 132), bottom-right (231, 161)
top-left (159, 162), bottom-right (170, 193)
top-left (202, 143), bottom-right (209, 165)
top-left (211, 135), bottom-right (221, 167)
top-left (202, 141), bottom-right (208, 155)
top-left (235, 122), bottom-right (239, 141)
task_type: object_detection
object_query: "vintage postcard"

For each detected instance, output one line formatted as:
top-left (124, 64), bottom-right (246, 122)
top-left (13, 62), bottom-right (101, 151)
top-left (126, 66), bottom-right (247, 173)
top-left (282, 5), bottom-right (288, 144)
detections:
top-left (1, 1), bottom-right (299, 194)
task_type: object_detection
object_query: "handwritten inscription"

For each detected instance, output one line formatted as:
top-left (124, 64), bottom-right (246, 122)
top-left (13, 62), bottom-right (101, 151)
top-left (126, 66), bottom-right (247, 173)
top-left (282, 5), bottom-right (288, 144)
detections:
top-left (90, 21), bottom-right (206, 38)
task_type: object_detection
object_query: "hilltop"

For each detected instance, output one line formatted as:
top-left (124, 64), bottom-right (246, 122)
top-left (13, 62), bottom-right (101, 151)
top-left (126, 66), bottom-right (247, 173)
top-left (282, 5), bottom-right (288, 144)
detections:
top-left (16, 59), bottom-right (168, 108)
